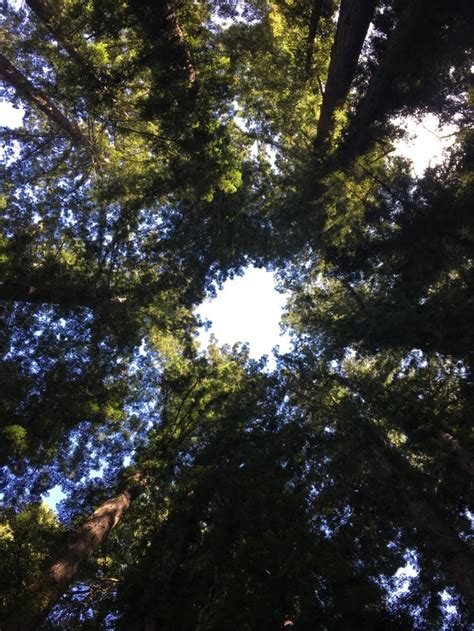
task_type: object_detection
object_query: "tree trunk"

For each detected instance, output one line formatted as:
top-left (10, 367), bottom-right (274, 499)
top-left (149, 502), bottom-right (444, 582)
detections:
top-left (0, 52), bottom-right (85, 145)
top-left (438, 431), bottom-right (474, 478)
top-left (127, 0), bottom-right (196, 86)
top-left (372, 440), bottom-right (474, 606)
top-left (304, 0), bottom-right (325, 79)
top-left (25, 0), bottom-right (103, 89)
top-left (315, 0), bottom-right (377, 145)
top-left (348, 0), bottom-right (426, 154)
top-left (126, 486), bottom-right (211, 630)
top-left (2, 482), bottom-right (143, 631)
top-left (406, 492), bottom-right (474, 607)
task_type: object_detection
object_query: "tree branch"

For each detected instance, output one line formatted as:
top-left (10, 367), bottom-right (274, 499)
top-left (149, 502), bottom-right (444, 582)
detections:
top-left (0, 52), bottom-right (86, 145)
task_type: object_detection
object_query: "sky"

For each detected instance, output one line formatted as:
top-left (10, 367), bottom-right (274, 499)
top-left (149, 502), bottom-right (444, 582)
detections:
top-left (197, 267), bottom-right (291, 360)
top-left (195, 114), bottom-right (457, 360)
top-left (392, 113), bottom-right (457, 177)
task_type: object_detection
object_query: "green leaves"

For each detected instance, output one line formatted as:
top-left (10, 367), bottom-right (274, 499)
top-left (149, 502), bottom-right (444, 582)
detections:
top-left (1, 0), bottom-right (473, 626)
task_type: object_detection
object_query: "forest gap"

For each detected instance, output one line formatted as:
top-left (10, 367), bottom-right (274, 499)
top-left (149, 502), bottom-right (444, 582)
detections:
top-left (196, 266), bottom-right (291, 361)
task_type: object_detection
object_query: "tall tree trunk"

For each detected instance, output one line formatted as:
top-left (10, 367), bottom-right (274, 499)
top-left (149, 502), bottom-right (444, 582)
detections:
top-left (0, 52), bottom-right (85, 145)
top-left (25, 0), bottom-right (103, 89)
top-left (315, 0), bottom-right (377, 145)
top-left (127, 486), bottom-right (210, 631)
top-left (437, 431), bottom-right (474, 478)
top-left (371, 440), bottom-right (474, 606)
top-left (304, 0), bottom-right (325, 79)
top-left (348, 0), bottom-right (426, 154)
top-left (127, 0), bottom-right (196, 86)
top-left (405, 491), bottom-right (474, 607)
top-left (2, 480), bottom-right (144, 631)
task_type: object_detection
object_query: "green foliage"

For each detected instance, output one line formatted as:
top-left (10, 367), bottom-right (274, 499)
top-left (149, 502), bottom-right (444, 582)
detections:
top-left (0, 503), bottom-right (64, 618)
top-left (0, 0), bottom-right (473, 628)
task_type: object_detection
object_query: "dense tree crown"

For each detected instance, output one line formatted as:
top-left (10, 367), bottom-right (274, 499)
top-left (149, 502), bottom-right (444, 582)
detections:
top-left (0, 0), bottom-right (473, 628)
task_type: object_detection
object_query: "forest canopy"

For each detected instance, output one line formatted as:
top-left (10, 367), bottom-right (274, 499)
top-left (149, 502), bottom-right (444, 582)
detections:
top-left (0, 0), bottom-right (473, 628)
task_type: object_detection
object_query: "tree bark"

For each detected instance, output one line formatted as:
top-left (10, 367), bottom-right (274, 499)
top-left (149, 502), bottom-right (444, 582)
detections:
top-left (371, 440), bottom-right (474, 606)
top-left (348, 0), bottom-right (426, 154)
top-left (315, 0), bottom-right (377, 145)
top-left (438, 431), bottom-right (474, 478)
top-left (304, 0), bottom-right (325, 79)
top-left (127, 486), bottom-right (210, 631)
top-left (406, 492), bottom-right (474, 607)
top-left (25, 0), bottom-right (103, 89)
top-left (0, 52), bottom-right (85, 145)
top-left (2, 480), bottom-right (144, 631)
top-left (127, 0), bottom-right (196, 86)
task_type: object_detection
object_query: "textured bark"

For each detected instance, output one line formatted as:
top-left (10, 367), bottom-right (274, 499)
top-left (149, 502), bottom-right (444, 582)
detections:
top-left (2, 483), bottom-right (143, 631)
top-left (127, 487), bottom-right (210, 630)
top-left (0, 52), bottom-right (85, 144)
top-left (48, 491), bottom-right (132, 585)
top-left (25, 0), bottom-right (102, 88)
top-left (406, 493), bottom-right (474, 607)
top-left (315, 0), bottom-right (377, 144)
top-left (438, 431), bottom-right (474, 477)
top-left (349, 0), bottom-right (426, 153)
top-left (127, 0), bottom-right (196, 85)
top-left (372, 441), bottom-right (474, 606)
top-left (304, 0), bottom-right (325, 78)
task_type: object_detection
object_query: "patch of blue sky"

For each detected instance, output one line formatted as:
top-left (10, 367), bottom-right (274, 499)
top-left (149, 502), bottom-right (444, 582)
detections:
top-left (43, 484), bottom-right (67, 512)
top-left (210, 1), bottom-right (258, 30)
top-left (388, 550), bottom-right (419, 601)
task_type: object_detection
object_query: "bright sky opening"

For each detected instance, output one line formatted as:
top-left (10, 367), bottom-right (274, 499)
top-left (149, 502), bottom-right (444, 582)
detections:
top-left (0, 100), bottom-right (24, 127)
top-left (196, 266), bottom-right (291, 361)
top-left (393, 113), bottom-right (458, 177)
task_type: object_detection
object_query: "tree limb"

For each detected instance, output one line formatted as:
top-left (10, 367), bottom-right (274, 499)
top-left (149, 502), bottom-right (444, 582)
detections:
top-left (0, 52), bottom-right (86, 145)
top-left (25, 0), bottom-right (101, 88)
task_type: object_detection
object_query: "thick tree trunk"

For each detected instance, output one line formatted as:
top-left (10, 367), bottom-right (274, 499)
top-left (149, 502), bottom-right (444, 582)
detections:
top-left (406, 492), bottom-right (474, 606)
top-left (127, 0), bottom-right (196, 86)
top-left (0, 52), bottom-right (85, 144)
top-left (315, 0), bottom-right (377, 145)
top-left (2, 482), bottom-right (143, 631)
top-left (126, 486), bottom-right (211, 630)
top-left (348, 0), bottom-right (426, 154)
top-left (304, 0), bottom-right (325, 79)
top-left (372, 441), bottom-right (474, 606)
top-left (438, 431), bottom-right (474, 478)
